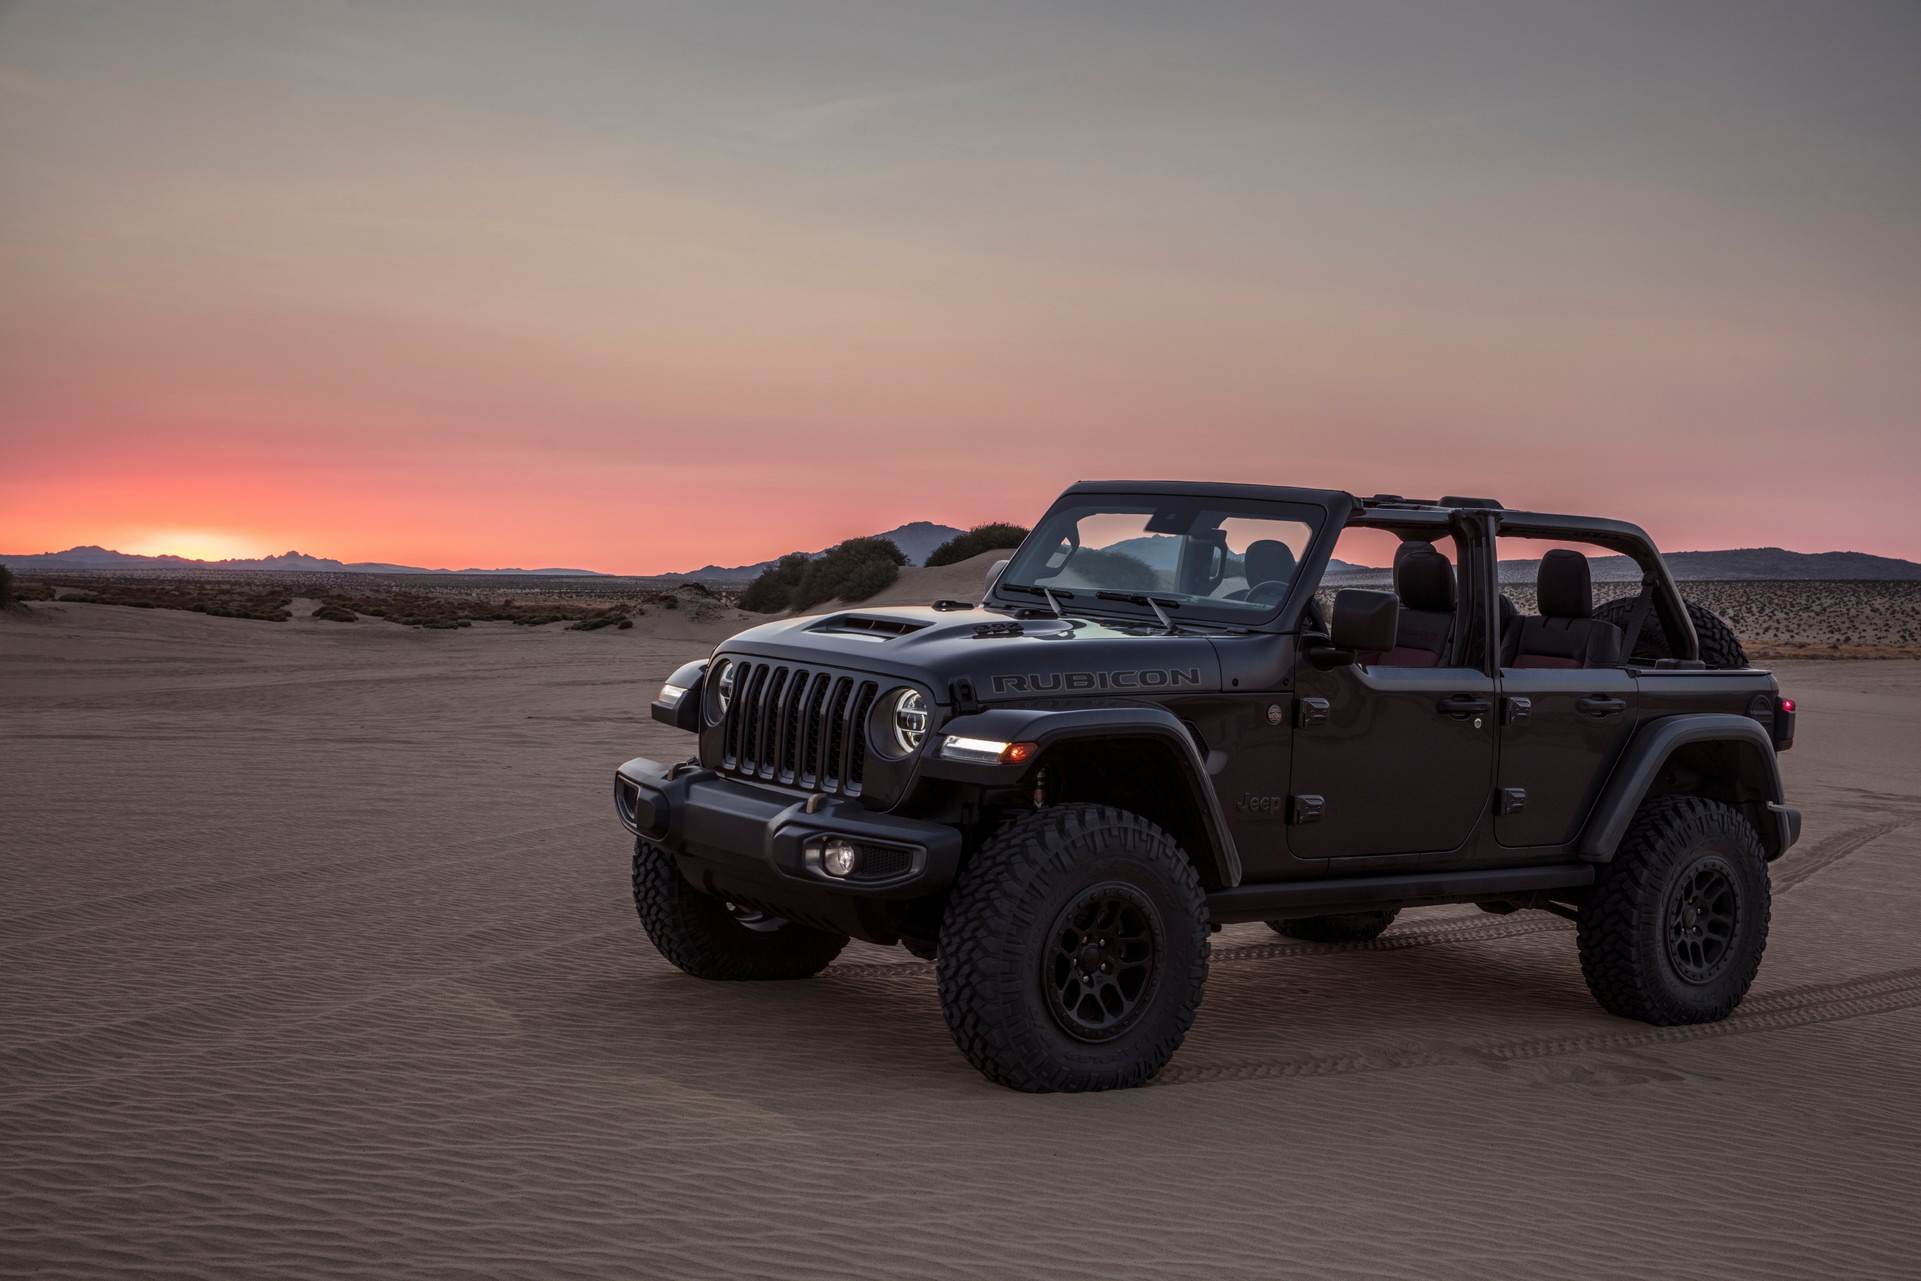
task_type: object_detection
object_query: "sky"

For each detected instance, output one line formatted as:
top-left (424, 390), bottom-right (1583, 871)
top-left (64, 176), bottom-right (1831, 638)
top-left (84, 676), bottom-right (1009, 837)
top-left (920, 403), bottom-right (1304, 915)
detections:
top-left (1, 0), bottom-right (1917, 573)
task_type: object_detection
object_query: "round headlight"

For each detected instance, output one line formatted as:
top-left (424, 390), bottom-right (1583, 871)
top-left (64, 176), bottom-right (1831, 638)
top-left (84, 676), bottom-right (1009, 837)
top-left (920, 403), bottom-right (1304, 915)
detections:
top-left (886, 688), bottom-right (928, 756)
top-left (713, 659), bottom-right (737, 714)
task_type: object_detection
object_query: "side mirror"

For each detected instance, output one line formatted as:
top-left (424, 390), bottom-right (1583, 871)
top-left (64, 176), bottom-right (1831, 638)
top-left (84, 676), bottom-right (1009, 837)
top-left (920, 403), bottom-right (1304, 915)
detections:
top-left (1329, 589), bottom-right (1399, 655)
top-left (986, 558), bottom-right (1010, 592)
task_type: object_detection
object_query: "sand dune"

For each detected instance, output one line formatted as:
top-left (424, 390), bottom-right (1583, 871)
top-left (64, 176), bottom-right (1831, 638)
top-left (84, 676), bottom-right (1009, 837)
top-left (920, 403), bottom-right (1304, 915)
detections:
top-left (5, 600), bottom-right (1920, 1279)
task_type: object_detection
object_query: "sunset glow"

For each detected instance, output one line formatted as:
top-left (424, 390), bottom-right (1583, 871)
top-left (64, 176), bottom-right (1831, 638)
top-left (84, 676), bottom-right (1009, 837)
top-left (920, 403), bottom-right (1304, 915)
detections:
top-left (3, 1), bottom-right (1917, 573)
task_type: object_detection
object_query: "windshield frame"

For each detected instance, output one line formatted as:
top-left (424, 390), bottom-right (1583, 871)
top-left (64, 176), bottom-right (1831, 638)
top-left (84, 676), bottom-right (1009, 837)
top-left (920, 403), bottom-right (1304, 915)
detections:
top-left (988, 488), bottom-right (1341, 631)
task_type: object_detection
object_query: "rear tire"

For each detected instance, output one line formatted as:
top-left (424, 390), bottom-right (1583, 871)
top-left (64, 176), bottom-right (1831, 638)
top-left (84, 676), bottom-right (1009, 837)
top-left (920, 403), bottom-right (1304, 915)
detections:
top-left (1265, 910), bottom-right (1400, 942)
top-left (630, 839), bottom-right (848, 980)
top-left (936, 804), bottom-right (1210, 1092)
top-left (1577, 796), bottom-right (1769, 1024)
top-left (1595, 596), bottom-right (1748, 669)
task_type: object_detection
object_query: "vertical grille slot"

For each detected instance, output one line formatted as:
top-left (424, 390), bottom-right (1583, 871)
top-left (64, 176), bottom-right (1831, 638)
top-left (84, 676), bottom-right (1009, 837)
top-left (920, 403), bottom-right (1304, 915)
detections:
top-left (719, 662), bottom-right (878, 795)
top-left (820, 677), bottom-right (854, 791)
top-left (797, 672), bottom-right (831, 786)
top-left (846, 681), bottom-right (878, 788)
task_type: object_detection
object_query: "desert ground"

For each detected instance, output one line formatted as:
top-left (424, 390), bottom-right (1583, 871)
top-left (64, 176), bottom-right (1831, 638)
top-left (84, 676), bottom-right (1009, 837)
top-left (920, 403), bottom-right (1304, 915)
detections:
top-left (5, 589), bottom-right (1920, 1280)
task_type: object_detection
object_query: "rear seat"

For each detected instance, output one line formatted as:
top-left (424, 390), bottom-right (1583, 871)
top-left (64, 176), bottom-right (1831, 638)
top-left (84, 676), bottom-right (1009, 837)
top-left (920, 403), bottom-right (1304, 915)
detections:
top-left (1503, 549), bottom-right (1623, 669)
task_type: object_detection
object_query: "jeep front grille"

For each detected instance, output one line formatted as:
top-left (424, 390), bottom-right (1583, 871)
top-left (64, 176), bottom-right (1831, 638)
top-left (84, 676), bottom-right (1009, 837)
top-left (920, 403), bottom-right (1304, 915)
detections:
top-left (720, 661), bottom-right (879, 795)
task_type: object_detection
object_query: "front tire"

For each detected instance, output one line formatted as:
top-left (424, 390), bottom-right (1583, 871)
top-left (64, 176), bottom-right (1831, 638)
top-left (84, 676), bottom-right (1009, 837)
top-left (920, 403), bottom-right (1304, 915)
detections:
top-left (1577, 796), bottom-right (1770, 1024)
top-left (936, 804), bottom-right (1210, 1092)
top-left (631, 839), bottom-right (848, 980)
top-left (1266, 909), bottom-right (1399, 943)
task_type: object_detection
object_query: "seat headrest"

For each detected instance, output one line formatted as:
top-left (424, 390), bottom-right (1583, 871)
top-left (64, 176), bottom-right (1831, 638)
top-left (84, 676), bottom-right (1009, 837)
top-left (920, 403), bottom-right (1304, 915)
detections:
top-left (1243, 539), bottom-right (1295, 587)
top-left (1538, 549), bottom-right (1593, 619)
top-left (1394, 542), bottom-right (1455, 613)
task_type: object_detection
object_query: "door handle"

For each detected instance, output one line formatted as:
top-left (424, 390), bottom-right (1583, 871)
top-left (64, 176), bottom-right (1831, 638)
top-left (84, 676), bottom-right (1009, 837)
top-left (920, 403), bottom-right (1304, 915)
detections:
top-left (1437, 694), bottom-right (1493, 718)
top-left (1576, 696), bottom-right (1629, 717)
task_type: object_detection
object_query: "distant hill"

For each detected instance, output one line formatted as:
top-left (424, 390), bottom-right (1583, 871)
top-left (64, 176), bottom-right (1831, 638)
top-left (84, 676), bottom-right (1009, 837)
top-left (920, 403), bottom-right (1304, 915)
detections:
top-left (668, 521), bottom-right (966, 580)
top-left (1501, 547), bottom-right (1921, 583)
top-left (0, 546), bottom-right (605, 576)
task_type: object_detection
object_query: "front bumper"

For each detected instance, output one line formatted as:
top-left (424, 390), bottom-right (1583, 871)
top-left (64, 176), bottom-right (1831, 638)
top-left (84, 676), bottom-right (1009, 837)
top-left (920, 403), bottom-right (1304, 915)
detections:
top-left (613, 756), bottom-right (963, 899)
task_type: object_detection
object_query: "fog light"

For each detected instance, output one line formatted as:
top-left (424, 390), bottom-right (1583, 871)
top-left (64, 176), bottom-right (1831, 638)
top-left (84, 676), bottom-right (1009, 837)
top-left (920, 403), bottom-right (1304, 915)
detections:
top-left (820, 840), bottom-right (859, 878)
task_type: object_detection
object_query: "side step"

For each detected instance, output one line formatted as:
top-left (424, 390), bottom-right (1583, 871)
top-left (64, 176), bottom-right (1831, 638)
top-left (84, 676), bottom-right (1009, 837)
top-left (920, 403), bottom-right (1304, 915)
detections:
top-left (1207, 863), bottom-right (1595, 926)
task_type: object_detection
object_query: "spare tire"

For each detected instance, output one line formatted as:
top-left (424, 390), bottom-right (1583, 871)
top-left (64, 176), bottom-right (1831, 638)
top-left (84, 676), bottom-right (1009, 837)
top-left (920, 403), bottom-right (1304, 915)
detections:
top-left (1594, 595), bottom-right (1748, 669)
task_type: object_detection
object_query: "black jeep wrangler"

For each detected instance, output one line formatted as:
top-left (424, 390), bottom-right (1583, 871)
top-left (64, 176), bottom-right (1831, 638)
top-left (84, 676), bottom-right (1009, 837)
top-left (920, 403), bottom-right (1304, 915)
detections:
top-left (616, 482), bottom-right (1799, 1091)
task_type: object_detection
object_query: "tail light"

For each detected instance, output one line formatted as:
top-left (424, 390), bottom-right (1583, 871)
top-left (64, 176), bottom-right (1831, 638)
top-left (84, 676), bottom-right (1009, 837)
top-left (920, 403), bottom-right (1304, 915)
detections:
top-left (1772, 695), bottom-right (1796, 752)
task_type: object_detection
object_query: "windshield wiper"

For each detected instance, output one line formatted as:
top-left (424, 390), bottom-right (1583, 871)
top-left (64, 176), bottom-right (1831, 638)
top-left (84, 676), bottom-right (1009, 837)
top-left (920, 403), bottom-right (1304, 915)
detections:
top-left (1096, 591), bottom-right (1181, 633)
top-left (1000, 582), bottom-right (1075, 618)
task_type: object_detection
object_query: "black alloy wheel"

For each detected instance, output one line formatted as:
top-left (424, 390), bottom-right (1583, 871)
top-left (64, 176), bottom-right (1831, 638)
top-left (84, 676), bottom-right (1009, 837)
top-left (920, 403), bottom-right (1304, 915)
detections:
top-left (1664, 856), bottom-right (1741, 983)
top-left (1044, 884), bottom-right (1162, 1042)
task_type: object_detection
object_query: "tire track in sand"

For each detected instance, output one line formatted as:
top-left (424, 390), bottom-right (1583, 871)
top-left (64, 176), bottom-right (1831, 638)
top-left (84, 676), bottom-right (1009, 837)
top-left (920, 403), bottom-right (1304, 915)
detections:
top-left (1771, 818), bottom-right (1913, 890)
top-left (1154, 966), bottom-right (1921, 1087)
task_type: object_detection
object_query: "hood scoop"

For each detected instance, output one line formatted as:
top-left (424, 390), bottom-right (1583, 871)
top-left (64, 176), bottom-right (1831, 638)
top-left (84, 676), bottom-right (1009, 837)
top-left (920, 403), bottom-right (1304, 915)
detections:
top-left (808, 614), bottom-right (930, 640)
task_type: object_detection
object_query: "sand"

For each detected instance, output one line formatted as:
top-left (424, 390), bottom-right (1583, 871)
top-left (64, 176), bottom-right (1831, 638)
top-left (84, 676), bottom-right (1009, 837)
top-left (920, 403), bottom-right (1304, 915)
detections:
top-left (4, 599), bottom-right (1920, 1280)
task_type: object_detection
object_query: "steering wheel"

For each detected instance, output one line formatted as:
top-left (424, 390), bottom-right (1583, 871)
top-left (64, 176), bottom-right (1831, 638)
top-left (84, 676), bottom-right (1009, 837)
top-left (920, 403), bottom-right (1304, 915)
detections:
top-left (1244, 579), bottom-right (1290, 606)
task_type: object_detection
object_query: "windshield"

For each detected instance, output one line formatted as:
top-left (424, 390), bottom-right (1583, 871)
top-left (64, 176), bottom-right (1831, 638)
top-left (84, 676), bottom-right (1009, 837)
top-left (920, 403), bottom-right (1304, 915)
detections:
top-left (997, 496), bottom-right (1322, 623)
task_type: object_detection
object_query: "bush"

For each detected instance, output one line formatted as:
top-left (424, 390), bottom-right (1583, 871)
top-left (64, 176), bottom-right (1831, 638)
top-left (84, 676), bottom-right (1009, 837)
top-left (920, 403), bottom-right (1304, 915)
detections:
top-left (926, 523), bottom-right (1028, 567)
top-left (835, 558), bottom-right (900, 602)
top-left (739, 552), bottom-right (814, 614)
top-left (312, 604), bottom-right (357, 623)
top-left (788, 537), bottom-right (906, 612)
top-left (0, 565), bottom-right (12, 608)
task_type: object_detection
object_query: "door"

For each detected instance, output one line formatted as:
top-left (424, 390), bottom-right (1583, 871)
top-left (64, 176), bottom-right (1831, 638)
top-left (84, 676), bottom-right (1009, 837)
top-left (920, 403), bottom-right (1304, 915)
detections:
top-left (1494, 668), bottom-right (1638, 846)
top-left (1286, 662), bottom-right (1498, 859)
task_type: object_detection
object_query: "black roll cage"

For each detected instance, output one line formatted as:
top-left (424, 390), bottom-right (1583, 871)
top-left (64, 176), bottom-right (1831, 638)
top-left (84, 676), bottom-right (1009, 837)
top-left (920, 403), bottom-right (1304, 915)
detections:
top-left (991, 482), bottom-right (1700, 663)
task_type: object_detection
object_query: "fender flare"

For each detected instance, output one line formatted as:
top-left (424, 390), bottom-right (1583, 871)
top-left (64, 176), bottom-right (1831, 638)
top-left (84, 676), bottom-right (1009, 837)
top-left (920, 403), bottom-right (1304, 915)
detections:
top-left (1579, 714), bottom-right (1786, 861)
top-left (921, 705), bottom-right (1243, 887)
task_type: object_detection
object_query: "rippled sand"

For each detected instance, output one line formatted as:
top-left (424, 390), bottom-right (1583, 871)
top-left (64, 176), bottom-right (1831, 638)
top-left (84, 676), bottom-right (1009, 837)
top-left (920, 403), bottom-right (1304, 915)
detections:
top-left (5, 602), bottom-right (1918, 1279)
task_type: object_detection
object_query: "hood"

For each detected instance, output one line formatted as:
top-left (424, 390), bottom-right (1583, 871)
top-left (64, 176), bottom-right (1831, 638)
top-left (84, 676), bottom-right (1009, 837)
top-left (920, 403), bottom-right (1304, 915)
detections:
top-left (715, 605), bottom-right (1228, 702)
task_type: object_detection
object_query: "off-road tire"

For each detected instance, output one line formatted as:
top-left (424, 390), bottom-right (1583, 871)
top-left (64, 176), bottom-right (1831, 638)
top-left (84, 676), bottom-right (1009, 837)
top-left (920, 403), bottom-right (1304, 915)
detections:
top-left (631, 838), bottom-right (847, 980)
top-left (1595, 596), bottom-right (1748, 669)
top-left (1577, 796), bottom-right (1770, 1024)
top-left (936, 804), bottom-right (1210, 1092)
top-left (1265, 909), bottom-right (1400, 943)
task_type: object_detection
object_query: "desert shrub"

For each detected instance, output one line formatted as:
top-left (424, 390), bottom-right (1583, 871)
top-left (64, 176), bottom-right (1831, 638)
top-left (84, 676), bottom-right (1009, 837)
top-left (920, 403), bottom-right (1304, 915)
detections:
top-left (68, 593), bottom-right (157, 608)
top-left (789, 537), bottom-right (906, 612)
top-left (617, 618), bottom-right (633, 629)
top-left (312, 604), bottom-right (357, 623)
top-left (9, 577), bottom-right (53, 602)
top-left (739, 553), bottom-right (813, 613)
top-left (0, 565), bottom-right (12, 608)
top-left (836, 558), bottom-right (900, 601)
top-left (926, 522), bottom-right (1029, 567)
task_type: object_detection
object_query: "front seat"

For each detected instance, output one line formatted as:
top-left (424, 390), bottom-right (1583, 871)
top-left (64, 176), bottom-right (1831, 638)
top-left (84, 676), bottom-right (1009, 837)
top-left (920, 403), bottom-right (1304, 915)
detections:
top-left (1229, 539), bottom-right (1296, 602)
top-left (1364, 541), bottom-right (1456, 666)
top-left (1504, 549), bottom-right (1623, 669)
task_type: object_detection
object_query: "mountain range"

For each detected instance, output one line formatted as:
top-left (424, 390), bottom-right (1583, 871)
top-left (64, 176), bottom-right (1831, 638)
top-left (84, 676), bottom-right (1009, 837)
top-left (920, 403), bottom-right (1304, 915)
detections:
top-left (8, 535), bottom-right (1918, 582)
top-left (0, 547), bottom-right (606, 576)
